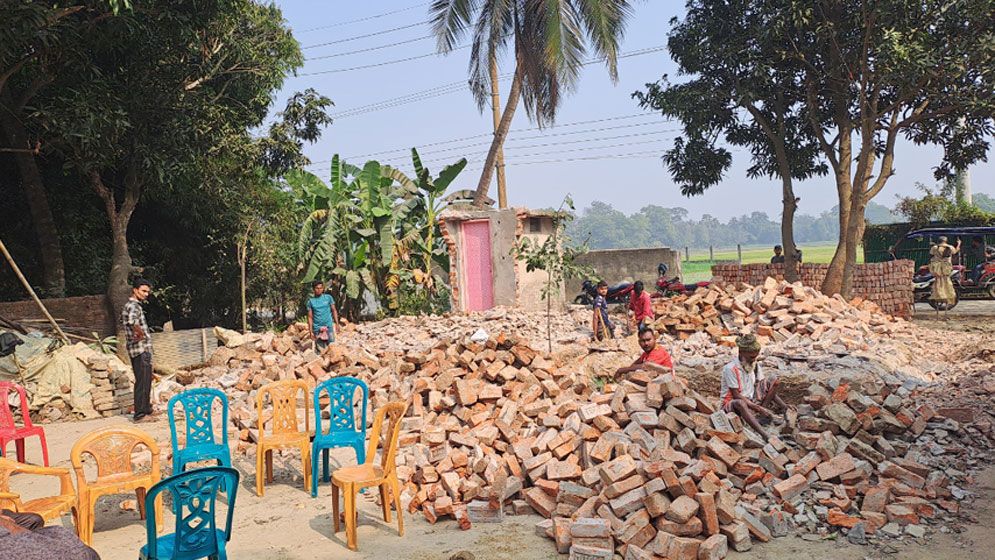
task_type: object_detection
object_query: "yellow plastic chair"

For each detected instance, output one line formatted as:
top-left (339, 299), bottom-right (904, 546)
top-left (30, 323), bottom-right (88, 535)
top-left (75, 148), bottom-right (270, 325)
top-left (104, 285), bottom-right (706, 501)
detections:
top-left (331, 401), bottom-right (408, 551)
top-left (256, 379), bottom-right (312, 497)
top-left (0, 457), bottom-right (78, 525)
top-left (70, 425), bottom-right (163, 546)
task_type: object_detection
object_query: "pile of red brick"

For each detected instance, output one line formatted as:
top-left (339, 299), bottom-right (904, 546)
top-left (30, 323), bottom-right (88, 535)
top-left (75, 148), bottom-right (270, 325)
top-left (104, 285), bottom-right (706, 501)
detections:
top-left (652, 278), bottom-right (909, 350)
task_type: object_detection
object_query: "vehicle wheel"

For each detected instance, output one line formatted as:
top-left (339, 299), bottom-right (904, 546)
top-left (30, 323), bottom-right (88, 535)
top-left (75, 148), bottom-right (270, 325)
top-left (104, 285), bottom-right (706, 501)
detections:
top-left (574, 295), bottom-right (591, 306)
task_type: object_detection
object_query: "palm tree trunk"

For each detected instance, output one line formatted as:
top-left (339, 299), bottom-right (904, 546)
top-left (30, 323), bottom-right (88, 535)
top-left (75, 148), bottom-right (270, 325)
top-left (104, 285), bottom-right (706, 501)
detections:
top-left (489, 53), bottom-right (508, 209)
top-left (473, 63), bottom-right (523, 208)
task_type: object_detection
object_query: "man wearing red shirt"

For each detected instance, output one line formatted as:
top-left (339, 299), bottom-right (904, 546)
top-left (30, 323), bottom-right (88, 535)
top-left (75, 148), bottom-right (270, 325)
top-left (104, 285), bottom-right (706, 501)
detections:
top-left (628, 281), bottom-right (654, 332)
top-left (616, 327), bottom-right (676, 378)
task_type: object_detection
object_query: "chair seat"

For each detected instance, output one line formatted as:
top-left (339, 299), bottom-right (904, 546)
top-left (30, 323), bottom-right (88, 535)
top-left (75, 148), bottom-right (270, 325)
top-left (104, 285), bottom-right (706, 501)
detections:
top-left (140, 529), bottom-right (226, 559)
top-left (22, 495), bottom-right (76, 521)
top-left (261, 432), bottom-right (309, 447)
top-left (333, 464), bottom-right (385, 486)
top-left (88, 474), bottom-right (153, 493)
top-left (0, 426), bottom-right (43, 440)
top-left (175, 444), bottom-right (229, 465)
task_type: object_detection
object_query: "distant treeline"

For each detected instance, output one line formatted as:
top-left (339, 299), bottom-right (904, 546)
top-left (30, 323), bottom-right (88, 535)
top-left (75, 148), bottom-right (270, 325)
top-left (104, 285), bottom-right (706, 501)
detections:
top-left (565, 200), bottom-right (900, 250)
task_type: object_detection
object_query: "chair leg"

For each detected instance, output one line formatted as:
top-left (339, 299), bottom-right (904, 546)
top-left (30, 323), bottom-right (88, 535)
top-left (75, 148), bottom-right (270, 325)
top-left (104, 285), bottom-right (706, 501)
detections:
top-left (255, 447), bottom-right (265, 497)
top-left (379, 483), bottom-right (391, 523)
top-left (301, 443), bottom-right (312, 494)
top-left (343, 483), bottom-right (357, 551)
top-left (391, 476), bottom-right (404, 537)
top-left (310, 445), bottom-right (320, 498)
top-left (136, 487), bottom-right (148, 520)
top-left (37, 432), bottom-right (49, 467)
top-left (15, 438), bottom-right (25, 463)
top-left (322, 448), bottom-right (330, 482)
top-left (331, 483), bottom-right (340, 533)
top-left (354, 442), bottom-right (366, 464)
top-left (265, 449), bottom-right (274, 483)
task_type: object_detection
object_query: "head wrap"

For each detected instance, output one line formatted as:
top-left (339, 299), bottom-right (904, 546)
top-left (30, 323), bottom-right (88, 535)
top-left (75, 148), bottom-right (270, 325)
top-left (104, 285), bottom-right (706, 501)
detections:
top-left (938, 236), bottom-right (948, 243)
top-left (736, 334), bottom-right (761, 351)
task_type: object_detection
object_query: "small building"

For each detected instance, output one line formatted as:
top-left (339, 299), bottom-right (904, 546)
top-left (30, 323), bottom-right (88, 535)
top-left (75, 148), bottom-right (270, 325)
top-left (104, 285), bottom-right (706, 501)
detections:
top-left (439, 207), bottom-right (565, 312)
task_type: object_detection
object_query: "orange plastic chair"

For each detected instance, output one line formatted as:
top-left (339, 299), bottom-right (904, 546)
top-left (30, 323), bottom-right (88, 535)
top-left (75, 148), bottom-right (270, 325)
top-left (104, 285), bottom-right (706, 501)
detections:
top-left (70, 425), bottom-right (163, 546)
top-left (256, 379), bottom-right (312, 497)
top-left (331, 401), bottom-right (408, 551)
top-left (0, 457), bottom-right (78, 524)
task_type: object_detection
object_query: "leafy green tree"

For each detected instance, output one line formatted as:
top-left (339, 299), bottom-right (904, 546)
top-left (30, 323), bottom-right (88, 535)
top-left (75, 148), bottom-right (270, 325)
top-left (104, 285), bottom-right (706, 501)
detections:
top-left (34, 0), bottom-right (302, 344)
top-left (975, 193), bottom-right (995, 214)
top-left (429, 0), bottom-right (635, 206)
top-left (634, 0), bottom-right (828, 282)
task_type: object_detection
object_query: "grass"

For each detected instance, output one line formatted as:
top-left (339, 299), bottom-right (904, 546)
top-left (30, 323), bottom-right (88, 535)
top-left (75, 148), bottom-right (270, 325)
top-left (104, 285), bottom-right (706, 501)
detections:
top-left (680, 242), bottom-right (864, 282)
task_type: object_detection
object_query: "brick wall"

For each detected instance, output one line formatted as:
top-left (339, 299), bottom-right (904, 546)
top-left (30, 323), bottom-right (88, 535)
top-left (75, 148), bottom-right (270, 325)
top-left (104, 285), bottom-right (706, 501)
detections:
top-left (710, 261), bottom-right (915, 318)
top-left (0, 295), bottom-right (116, 336)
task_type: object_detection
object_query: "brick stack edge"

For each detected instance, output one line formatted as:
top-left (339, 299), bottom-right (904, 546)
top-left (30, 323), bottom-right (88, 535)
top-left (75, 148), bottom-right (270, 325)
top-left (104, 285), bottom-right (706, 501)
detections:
top-left (710, 262), bottom-right (914, 319)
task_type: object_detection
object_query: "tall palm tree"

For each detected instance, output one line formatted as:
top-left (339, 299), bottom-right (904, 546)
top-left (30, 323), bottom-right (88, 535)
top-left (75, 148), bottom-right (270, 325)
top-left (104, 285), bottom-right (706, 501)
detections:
top-left (430, 0), bottom-right (634, 207)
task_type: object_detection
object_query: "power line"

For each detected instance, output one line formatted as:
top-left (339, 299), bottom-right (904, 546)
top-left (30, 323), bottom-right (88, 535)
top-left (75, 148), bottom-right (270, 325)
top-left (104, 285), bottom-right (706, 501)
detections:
top-left (298, 43), bottom-right (471, 76)
top-left (299, 3), bottom-right (429, 33)
top-left (314, 45), bottom-right (667, 118)
top-left (301, 20), bottom-right (429, 50)
top-left (306, 34), bottom-right (434, 61)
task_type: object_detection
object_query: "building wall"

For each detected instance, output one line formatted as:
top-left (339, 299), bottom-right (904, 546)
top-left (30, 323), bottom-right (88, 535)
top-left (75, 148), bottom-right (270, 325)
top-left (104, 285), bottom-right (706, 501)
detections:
top-left (568, 247), bottom-right (683, 298)
top-left (0, 295), bottom-right (116, 336)
top-left (515, 215), bottom-right (566, 312)
top-left (710, 260), bottom-right (915, 317)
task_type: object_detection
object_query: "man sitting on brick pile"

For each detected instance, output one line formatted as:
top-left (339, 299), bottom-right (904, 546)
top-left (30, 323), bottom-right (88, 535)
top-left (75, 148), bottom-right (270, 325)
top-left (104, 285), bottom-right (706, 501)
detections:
top-left (719, 334), bottom-right (788, 438)
top-left (615, 326), bottom-right (677, 380)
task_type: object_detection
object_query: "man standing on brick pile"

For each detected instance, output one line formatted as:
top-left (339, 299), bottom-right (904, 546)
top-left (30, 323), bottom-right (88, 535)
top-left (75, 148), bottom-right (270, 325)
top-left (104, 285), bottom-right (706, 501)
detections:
top-left (122, 278), bottom-right (156, 423)
top-left (719, 334), bottom-right (788, 438)
top-left (615, 326), bottom-right (677, 379)
top-left (627, 281), bottom-right (654, 333)
top-left (306, 279), bottom-right (339, 351)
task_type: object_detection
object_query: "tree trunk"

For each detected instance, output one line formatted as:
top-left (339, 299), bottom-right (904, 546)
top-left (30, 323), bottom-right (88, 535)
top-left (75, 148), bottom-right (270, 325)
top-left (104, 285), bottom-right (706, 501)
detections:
top-left (840, 191), bottom-right (868, 299)
top-left (781, 177), bottom-right (799, 283)
top-left (821, 170), bottom-right (853, 296)
top-left (489, 53), bottom-right (508, 209)
top-left (0, 94), bottom-right (66, 297)
top-left (89, 169), bottom-right (140, 361)
top-left (473, 62), bottom-right (523, 208)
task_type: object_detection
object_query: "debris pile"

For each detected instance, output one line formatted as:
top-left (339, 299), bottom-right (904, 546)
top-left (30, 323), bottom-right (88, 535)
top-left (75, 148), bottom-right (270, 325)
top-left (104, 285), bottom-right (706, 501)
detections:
top-left (652, 278), bottom-right (911, 350)
top-left (75, 347), bottom-right (135, 417)
top-left (172, 321), bottom-right (989, 559)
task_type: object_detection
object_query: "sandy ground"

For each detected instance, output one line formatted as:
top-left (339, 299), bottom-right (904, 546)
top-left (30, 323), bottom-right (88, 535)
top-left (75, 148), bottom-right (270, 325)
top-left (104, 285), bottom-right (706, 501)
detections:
top-left (7, 303), bottom-right (995, 560)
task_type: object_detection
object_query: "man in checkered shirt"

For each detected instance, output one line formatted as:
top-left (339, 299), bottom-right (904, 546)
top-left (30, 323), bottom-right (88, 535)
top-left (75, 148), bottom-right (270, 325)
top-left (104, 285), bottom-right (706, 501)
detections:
top-left (122, 278), bottom-right (155, 422)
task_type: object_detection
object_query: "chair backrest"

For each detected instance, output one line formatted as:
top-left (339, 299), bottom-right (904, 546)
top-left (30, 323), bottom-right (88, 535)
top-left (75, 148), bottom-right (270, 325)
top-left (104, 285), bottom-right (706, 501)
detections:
top-left (314, 377), bottom-right (367, 437)
top-left (0, 381), bottom-right (32, 431)
top-left (71, 425), bottom-right (160, 482)
top-left (256, 380), bottom-right (310, 437)
top-left (143, 467), bottom-right (239, 560)
top-left (365, 401), bottom-right (408, 476)
top-left (168, 388), bottom-right (229, 453)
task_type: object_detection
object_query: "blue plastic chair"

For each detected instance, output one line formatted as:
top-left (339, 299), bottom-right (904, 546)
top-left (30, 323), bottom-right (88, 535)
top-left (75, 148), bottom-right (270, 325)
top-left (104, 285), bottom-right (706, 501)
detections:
top-left (168, 389), bottom-right (231, 479)
top-left (311, 377), bottom-right (368, 498)
top-left (139, 466), bottom-right (239, 560)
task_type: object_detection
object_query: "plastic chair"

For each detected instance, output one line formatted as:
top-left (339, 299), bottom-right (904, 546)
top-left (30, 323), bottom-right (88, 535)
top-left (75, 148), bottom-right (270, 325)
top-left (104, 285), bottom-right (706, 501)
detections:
top-left (168, 389), bottom-right (231, 477)
top-left (0, 457), bottom-right (78, 524)
top-left (255, 379), bottom-right (311, 497)
top-left (0, 381), bottom-right (49, 466)
top-left (331, 401), bottom-right (408, 551)
top-left (311, 377), bottom-right (368, 497)
top-left (139, 466), bottom-right (239, 560)
top-left (71, 425), bottom-right (163, 546)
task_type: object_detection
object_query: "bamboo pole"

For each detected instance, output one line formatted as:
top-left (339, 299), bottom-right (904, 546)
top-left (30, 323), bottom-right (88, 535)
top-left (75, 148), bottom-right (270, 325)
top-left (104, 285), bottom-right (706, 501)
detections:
top-left (0, 235), bottom-right (70, 344)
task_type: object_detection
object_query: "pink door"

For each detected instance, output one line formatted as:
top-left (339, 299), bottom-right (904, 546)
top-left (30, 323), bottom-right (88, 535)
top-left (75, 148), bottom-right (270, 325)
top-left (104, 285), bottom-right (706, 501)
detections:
top-left (461, 220), bottom-right (494, 311)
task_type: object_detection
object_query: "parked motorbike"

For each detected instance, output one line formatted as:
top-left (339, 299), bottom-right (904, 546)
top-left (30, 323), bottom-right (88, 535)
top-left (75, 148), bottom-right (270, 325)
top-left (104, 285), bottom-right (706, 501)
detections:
top-left (654, 263), bottom-right (710, 297)
top-left (913, 259), bottom-right (995, 310)
top-left (574, 279), bottom-right (633, 306)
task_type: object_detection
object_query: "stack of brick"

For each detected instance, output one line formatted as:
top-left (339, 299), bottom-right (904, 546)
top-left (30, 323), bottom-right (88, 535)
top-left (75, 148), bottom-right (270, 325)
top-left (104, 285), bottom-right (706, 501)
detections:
top-left (710, 261), bottom-right (914, 318)
top-left (651, 278), bottom-right (911, 350)
top-left (82, 353), bottom-right (135, 417)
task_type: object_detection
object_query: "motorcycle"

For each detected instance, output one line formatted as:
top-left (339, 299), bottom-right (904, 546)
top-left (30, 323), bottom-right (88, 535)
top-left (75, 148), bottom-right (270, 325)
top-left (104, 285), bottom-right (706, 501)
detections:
top-left (574, 279), bottom-right (634, 306)
top-left (913, 259), bottom-right (995, 310)
top-left (654, 263), bottom-right (710, 297)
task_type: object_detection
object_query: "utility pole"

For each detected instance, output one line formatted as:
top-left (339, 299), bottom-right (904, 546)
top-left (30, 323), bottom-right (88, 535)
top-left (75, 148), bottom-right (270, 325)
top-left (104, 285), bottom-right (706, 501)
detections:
top-left (489, 53), bottom-right (507, 208)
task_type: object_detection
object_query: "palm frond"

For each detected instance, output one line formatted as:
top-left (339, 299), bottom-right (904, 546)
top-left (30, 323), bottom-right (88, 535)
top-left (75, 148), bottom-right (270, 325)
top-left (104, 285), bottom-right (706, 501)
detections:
top-left (430, 0), bottom-right (480, 52)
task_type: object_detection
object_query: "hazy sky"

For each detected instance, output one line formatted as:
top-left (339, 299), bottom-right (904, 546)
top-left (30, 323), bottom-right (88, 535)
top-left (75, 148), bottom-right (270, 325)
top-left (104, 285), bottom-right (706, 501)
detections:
top-left (272, 1), bottom-right (994, 220)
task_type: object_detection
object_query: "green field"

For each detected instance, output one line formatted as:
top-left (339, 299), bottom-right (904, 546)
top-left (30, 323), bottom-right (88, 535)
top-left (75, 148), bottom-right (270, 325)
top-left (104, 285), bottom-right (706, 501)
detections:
top-left (681, 243), bottom-right (863, 282)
